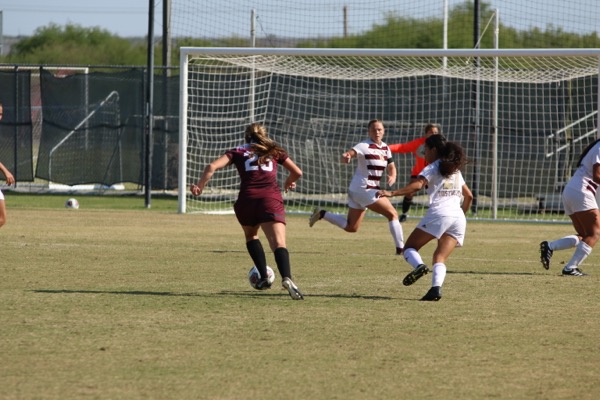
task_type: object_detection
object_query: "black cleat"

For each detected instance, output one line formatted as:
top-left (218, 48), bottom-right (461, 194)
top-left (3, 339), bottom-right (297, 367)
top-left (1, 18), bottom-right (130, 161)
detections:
top-left (396, 247), bottom-right (404, 256)
top-left (255, 278), bottom-right (272, 290)
top-left (540, 241), bottom-right (553, 270)
top-left (402, 264), bottom-right (430, 286)
top-left (399, 214), bottom-right (408, 223)
top-left (420, 286), bottom-right (442, 301)
top-left (561, 267), bottom-right (588, 277)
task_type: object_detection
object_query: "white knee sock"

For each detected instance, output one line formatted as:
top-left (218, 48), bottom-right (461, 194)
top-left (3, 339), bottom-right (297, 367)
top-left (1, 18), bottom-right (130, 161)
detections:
top-left (565, 241), bottom-right (592, 270)
top-left (403, 248), bottom-right (424, 269)
top-left (549, 235), bottom-right (579, 251)
top-left (388, 219), bottom-right (404, 249)
top-left (432, 263), bottom-right (447, 287)
top-left (322, 211), bottom-right (348, 229)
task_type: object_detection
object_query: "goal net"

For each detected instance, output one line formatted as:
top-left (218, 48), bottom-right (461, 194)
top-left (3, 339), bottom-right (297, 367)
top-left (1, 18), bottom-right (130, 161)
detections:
top-left (179, 48), bottom-right (600, 221)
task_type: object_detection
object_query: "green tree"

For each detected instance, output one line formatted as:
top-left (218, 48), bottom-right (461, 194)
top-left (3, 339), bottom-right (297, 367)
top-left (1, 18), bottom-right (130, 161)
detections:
top-left (6, 24), bottom-right (148, 65)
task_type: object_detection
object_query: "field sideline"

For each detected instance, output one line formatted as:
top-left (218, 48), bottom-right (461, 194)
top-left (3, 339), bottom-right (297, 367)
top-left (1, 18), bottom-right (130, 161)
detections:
top-left (0, 197), bottom-right (598, 399)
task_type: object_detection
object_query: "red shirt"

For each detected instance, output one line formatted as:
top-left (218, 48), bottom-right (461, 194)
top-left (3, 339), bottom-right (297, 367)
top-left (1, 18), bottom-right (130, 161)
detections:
top-left (388, 136), bottom-right (427, 176)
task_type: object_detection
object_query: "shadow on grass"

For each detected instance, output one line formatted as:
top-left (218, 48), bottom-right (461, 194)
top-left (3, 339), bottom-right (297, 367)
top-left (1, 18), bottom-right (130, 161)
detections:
top-left (448, 270), bottom-right (539, 276)
top-left (31, 289), bottom-right (392, 300)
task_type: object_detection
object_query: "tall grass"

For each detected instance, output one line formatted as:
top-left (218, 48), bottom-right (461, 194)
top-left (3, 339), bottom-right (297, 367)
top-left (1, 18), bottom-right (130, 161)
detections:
top-left (0, 198), bottom-right (597, 399)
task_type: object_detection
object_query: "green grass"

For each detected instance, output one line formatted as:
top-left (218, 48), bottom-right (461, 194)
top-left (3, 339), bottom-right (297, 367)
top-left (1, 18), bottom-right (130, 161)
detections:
top-left (0, 196), bottom-right (598, 399)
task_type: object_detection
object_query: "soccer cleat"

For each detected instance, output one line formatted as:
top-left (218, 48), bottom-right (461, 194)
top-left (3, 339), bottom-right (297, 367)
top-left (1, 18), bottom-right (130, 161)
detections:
top-left (255, 278), bottom-right (272, 290)
top-left (309, 207), bottom-right (324, 227)
top-left (420, 286), bottom-right (442, 301)
top-left (396, 247), bottom-right (404, 256)
top-left (282, 277), bottom-right (304, 300)
top-left (540, 241), bottom-right (553, 270)
top-left (562, 267), bottom-right (588, 277)
top-left (399, 214), bottom-right (408, 223)
top-left (402, 264), bottom-right (430, 286)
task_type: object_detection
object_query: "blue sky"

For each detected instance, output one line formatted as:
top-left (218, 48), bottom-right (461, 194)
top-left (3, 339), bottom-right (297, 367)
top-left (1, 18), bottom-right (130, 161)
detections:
top-left (0, 1), bottom-right (596, 38)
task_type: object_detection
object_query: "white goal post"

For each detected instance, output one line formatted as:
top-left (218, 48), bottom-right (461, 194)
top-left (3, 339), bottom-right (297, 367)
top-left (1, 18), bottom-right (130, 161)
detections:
top-left (178, 47), bottom-right (600, 221)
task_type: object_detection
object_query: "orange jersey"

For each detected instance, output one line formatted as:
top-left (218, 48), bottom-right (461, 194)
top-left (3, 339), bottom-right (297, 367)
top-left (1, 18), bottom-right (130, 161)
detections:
top-left (388, 136), bottom-right (427, 176)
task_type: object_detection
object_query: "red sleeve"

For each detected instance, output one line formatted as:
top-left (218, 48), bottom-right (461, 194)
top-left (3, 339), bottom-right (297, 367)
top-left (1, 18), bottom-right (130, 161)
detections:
top-left (388, 137), bottom-right (426, 153)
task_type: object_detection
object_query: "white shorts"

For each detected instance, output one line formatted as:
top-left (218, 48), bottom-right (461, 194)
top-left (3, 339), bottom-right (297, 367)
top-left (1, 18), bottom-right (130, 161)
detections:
top-left (347, 188), bottom-right (379, 210)
top-left (0, 189), bottom-right (4, 201)
top-left (416, 213), bottom-right (466, 246)
top-left (562, 186), bottom-right (598, 215)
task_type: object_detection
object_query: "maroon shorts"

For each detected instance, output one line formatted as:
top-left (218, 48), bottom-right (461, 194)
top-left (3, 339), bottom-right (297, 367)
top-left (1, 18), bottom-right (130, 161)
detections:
top-left (234, 196), bottom-right (286, 226)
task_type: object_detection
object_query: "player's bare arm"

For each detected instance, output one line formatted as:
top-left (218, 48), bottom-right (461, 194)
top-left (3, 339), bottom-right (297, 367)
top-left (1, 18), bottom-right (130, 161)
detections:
top-left (341, 149), bottom-right (356, 164)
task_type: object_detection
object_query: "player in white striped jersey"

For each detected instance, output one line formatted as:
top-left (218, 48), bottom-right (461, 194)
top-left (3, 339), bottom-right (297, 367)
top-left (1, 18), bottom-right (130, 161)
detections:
top-left (309, 119), bottom-right (405, 255)
top-left (539, 138), bottom-right (600, 277)
top-left (378, 135), bottom-right (472, 301)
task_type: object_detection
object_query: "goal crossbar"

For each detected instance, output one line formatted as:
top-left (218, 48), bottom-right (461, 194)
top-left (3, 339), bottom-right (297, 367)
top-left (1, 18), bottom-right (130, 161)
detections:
top-left (179, 47), bottom-right (600, 221)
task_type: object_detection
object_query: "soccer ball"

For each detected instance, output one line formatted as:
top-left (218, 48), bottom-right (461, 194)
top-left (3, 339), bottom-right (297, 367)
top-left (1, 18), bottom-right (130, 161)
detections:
top-left (248, 265), bottom-right (275, 289)
top-left (65, 198), bottom-right (79, 209)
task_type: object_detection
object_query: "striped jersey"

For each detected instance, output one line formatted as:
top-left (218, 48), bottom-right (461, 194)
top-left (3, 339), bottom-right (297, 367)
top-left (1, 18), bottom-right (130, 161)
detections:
top-left (349, 139), bottom-right (393, 191)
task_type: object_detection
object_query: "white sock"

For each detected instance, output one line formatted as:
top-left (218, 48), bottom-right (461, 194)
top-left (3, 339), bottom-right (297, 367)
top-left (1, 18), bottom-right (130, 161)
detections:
top-left (388, 219), bottom-right (404, 249)
top-left (432, 263), bottom-right (446, 287)
top-left (403, 248), bottom-right (424, 269)
top-left (549, 235), bottom-right (579, 251)
top-left (565, 241), bottom-right (592, 270)
top-left (322, 211), bottom-right (348, 229)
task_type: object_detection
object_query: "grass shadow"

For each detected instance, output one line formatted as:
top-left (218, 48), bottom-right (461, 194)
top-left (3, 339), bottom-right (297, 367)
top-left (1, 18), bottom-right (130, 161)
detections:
top-left (31, 289), bottom-right (393, 300)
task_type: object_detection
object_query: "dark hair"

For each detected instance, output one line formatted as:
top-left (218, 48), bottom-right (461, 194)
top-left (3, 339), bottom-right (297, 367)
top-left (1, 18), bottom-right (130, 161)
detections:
top-left (367, 119), bottom-right (383, 130)
top-left (425, 134), bottom-right (467, 178)
top-left (577, 138), bottom-right (600, 167)
top-left (423, 123), bottom-right (440, 134)
top-left (244, 123), bottom-right (285, 165)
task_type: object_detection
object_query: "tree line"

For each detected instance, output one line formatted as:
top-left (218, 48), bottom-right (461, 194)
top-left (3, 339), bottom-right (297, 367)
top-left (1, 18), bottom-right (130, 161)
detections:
top-left (1, 1), bottom-right (597, 67)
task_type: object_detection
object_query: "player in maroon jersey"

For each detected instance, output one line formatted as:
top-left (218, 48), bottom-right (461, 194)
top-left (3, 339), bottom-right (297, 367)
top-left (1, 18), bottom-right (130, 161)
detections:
top-left (190, 123), bottom-right (304, 299)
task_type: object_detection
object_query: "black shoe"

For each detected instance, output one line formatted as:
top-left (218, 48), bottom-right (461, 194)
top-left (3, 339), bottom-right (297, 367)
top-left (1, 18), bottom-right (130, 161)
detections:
top-left (402, 264), bottom-right (429, 286)
top-left (399, 214), bottom-right (407, 223)
top-left (562, 267), bottom-right (588, 276)
top-left (255, 278), bottom-right (272, 290)
top-left (396, 247), bottom-right (403, 256)
top-left (540, 241), bottom-right (553, 270)
top-left (420, 286), bottom-right (442, 301)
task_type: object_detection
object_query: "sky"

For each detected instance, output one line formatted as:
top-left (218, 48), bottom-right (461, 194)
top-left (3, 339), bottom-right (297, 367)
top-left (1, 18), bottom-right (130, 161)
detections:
top-left (0, 0), bottom-right (596, 39)
top-left (0, 1), bottom-right (159, 37)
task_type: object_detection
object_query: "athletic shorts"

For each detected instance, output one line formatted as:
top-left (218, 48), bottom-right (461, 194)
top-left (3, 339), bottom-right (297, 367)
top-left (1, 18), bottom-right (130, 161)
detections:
top-left (416, 213), bottom-right (466, 247)
top-left (562, 186), bottom-right (598, 216)
top-left (0, 189), bottom-right (4, 201)
top-left (347, 188), bottom-right (379, 210)
top-left (234, 196), bottom-right (286, 226)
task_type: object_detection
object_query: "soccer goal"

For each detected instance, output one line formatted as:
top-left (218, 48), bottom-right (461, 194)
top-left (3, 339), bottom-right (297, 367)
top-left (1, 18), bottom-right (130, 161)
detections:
top-left (178, 47), bottom-right (600, 221)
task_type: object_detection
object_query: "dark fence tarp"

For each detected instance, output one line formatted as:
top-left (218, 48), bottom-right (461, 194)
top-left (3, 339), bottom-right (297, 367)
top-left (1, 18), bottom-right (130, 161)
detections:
top-left (151, 74), bottom-right (179, 190)
top-left (0, 70), bottom-right (34, 182)
top-left (36, 68), bottom-right (146, 186)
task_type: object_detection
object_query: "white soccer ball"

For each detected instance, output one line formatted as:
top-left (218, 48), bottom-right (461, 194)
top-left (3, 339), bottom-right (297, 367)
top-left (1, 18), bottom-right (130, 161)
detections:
top-left (65, 198), bottom-right (79, 209)
top-left (248, 265), bottom-right (275, 289)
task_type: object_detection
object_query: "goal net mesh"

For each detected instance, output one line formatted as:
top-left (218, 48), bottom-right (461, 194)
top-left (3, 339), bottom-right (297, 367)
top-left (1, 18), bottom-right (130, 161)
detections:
top-left (180, 49), bottom-right (599, 221)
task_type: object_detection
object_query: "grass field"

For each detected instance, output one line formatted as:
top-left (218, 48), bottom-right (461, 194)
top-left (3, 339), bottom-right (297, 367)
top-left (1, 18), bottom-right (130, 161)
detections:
top-left (1, 195), bottom-right (598, 399)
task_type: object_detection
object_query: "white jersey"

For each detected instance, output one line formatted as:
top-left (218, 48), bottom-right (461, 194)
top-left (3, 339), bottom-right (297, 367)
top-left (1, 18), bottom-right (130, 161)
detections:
top-left (419, 159), bottom-right (466, 217)
top-left (349, 139), bottom-right (392, 191)
top-left (565, 140), bottom-right (600, 197)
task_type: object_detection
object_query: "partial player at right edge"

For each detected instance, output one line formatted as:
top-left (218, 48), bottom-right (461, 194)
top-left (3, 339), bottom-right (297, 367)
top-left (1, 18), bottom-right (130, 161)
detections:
top-left (540, 138), bottom-right (600, 277)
